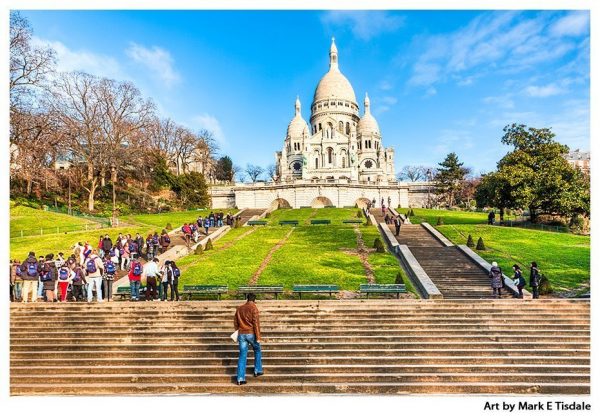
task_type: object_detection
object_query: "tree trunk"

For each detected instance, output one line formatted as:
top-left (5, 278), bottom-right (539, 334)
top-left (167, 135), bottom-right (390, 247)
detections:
top-left (529, 206), bottom-right (536, 223)
top-left (87, 178), bottom-right (98, 212)
top-left (26, 174), bottom-right (32, 195)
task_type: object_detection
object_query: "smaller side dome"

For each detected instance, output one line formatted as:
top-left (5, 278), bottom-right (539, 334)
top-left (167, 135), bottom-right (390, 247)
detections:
top-left (287, 96), bottom-right (309, 138)
top-left (357, 92), bottom-right (380, 135)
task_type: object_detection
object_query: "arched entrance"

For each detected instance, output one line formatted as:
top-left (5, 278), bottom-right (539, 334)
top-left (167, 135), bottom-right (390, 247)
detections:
top-left (355, 198), bottom-right (370, 209)
top-left (270, 198), bottom-right (292, 210)
top-left (311, 196), bottom-right (333, 208)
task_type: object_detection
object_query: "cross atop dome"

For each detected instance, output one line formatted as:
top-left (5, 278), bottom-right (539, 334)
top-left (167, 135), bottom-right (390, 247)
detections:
top-left (295, 95), bottom-right (301, 115)
top-left (364, 92), bottom-right (371, 114)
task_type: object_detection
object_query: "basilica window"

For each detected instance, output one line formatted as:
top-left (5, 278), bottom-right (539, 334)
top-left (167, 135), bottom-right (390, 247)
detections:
top-left (315, 158), bottom-right (319, 169)
top-left (318, 123), bottom-right (322, 131)
top-left (342, 157), bottom-right (346, 168)
top-left (365, 160), bottom-right (373, 169)
top-left (293, 161), bottom-right (302, 171)
top-left (339, 121), bottom-right (343, 132)
top-left (327, 147), bottom-right (333, 164)
top-left (346, 122), bottom-right (350, 135)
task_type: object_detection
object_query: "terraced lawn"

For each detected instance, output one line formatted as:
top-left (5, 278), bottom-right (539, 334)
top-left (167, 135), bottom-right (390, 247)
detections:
top-left (123, 209), bottom-right (220, 230)
top-left (266, 207), bottom-right (363, 225)
top-left (439, 224), bottom-right (590, 293)
top-left (10, 203), bottom-right (100, 238)
top-left (408, 208), bottom-right (489, 225)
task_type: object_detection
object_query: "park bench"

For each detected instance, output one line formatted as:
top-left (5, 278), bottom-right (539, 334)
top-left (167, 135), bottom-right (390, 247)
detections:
top-left (247, 220), bottom-right (268, 226)
top-left (182, 285), bottom-right (228, 300)
top-left (114, 286), bottom-right (147, 300)
top-left (238, 286), bottom-right (284, 299)
top-left (310, 219), bottom-right (331, 225)
top-left (293, 284), bottom-right (339, 299)
top-left (359, 284), bottom-right (407, 299)
top-left (342, 219), bottom-right (364, 224)
top-left (324, 205), bottom-right (336, 208)
top-left (279, 220), bottom-right (299, 226)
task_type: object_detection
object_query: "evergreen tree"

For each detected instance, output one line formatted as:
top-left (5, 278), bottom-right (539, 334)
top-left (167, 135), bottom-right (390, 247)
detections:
top-left (466, 234), bottom-right (475, 248)
top-left (434, 152), bottom-right (469, 207)
top-left (215, 156), bottom-right (234, 182)
top-left (476, 237), bottom-right (486, 250)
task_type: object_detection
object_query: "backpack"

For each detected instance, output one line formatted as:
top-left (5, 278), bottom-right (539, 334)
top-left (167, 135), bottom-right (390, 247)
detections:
top-left (26, 261), bottom-right (38, 277)
top-left (40, 271), bottom-right (52, 282)
top-left (109, 248), bottom-right (116, 257)
top-left (105, 260), bottom-right (116, 275)
top-left (172, 266), bottom-right (181, 279)
top-left (86, 257), bottom-right (97, 274)
top-left (152, 235), bottom-right (159, 245)
top-left (72, 269), bottom-right (82, 283)
top-left (58, 267), bottom-right (70, 280)
top-left (164, 235), bottom-right (171, 244)
top-left (129, 242), bottom-right (138, 253)
top-left (15, 265), bottom-right (23, 277)
top-left (132, 261), bottom-right (143, 276)
top-left (119, 248), bottom-right (125, 256)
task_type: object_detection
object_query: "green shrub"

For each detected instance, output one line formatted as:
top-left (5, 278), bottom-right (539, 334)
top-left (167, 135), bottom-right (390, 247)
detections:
top-left (165, 223), bottom-right (173, 231)
top-left (395, 272), bottom-right (404, 285)
top-left (205, 238), bottom-right (214, 251)
top-left (194, 245), bottom-right (204, 255)
top-left (436, 217), bottom-right (444, 226)
top-left (373, 237), bottom-right (385, 253)
top-left (410, 208), bottom-right (415, 217)
top-left (466, 234), bottom-right (475, 248)
top-left (539, 274), bottom-right (553, 295)
top-left (476, 237), bottom-right (486, 250)
top-left (234, 218), bottom-right (242, 228)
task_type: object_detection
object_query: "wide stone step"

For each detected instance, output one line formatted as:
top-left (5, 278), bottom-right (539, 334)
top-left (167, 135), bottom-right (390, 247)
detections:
top-left (10, 372), bottom-right (590, 385)
top-left (11, 355), bottom-right (590, 367)
top-left (10, 381), bottom-right (590, 395)
top-left (11, 363), bottom-right (590, 375)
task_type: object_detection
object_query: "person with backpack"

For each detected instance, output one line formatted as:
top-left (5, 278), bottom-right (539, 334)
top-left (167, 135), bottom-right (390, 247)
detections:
top-left (71, 263), bottom-right (86, 302)
top-left (203, 217), bottom-right (210, 235)
top-left (152, 232), bottom-right (160, 249)
top-left (135, 233), bottom-right (144, 256)
top-left (159, 230), bottom-right (171, 254)
top-left (143, 257), bottom-right (161, 301)
top-left (20, 252), bottom-right (40, 303)
top-left (101, 234), bottom-right (113, 257)
top-left (160, 260), bottom-right (172, 301)
top-left (209, 212), bottom-right (215, 228)
top-left (57, 262), bottom-right (73, 302)
top-left (512, 264), bottom-right (526, 298)
top-left (489, 261), bottom-right (503, 299)
top-left (169, 261), bottom-right (181, 301)
top-left (85, 250), bottom-right (104, 302)
top-left (191, 223), bottom-right (199, 243)
top-left (128, 257), bottom-right (144, 301)
top-left (530, 261), bottom-right (541, 299)
top-left (103, 254), bottom-right (117, 302)
top-left (37, 255), bottom-right (47, 299)
top-left (182, 223), bottom-right (192, 247)
top-left (41, 254), bottom-right (58, 302)
top-left (11, 260), bottom-right (23, 302)
top-left (218, 211), bottom-right (224, 227)
top-left (394, 215), bottom-right (402, 236)
top-left (129, 237), bottom-right (139, 262)
top-left (146, 234), bottom-right (155, 260)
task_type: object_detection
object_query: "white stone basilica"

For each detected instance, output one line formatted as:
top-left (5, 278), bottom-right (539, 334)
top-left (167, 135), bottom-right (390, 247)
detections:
top-left (209, 39), bottom-right (430, 210)
top-left (275, 39), bottom-right (395, 184)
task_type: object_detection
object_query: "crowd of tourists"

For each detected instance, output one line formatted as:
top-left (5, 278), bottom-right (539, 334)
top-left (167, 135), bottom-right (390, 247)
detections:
top-left (180, 211), bottom-right (239, 247)
top-left (488, 261), bottom-right (542, 299)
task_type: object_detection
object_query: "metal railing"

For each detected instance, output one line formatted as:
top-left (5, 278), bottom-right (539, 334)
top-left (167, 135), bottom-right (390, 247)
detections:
top-left (11, 222), bottom-right (115, 239)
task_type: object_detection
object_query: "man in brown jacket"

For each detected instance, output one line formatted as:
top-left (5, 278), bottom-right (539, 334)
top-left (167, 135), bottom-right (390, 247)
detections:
top-left (234, 293), bottom-right (263, 385)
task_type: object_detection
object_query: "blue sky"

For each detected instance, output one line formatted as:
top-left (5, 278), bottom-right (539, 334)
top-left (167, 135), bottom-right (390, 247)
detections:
top-left (21, 10), bottom-right (590, 175)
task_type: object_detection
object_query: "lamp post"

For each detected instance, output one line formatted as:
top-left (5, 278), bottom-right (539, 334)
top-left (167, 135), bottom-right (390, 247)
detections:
top-left (426, 168), bottom-right (432, 208)
top-left (111, 164), bottom-right (117, 227)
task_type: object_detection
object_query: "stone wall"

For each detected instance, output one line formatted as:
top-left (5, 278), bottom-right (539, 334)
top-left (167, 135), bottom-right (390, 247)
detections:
top-left (209, 181), bottom-right (430, 209)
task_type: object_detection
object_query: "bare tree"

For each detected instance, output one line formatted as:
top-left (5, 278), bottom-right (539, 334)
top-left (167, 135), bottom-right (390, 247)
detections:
top-left (266, 163), bottom-right (277, 182)
top-left (245, 164), bottom-right (264, 183)
top-left (232, 164), bottom-right (244, 183)
top-left (10, 12), bottom-right (55, 109)
top-left (396, 165), bottom-right (430, 182)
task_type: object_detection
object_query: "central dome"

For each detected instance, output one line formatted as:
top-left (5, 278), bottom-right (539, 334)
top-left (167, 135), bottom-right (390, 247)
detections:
top-left (312, 38), bottom-right (357, 104)
top-left (313, 70), bottom-right (357, 103)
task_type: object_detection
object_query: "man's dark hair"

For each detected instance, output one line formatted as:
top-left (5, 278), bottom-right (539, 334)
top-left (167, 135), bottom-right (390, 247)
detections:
top-left (152, 257), bottom-right (159, 262)
top-left (247, 293), bottom-right (257, 302)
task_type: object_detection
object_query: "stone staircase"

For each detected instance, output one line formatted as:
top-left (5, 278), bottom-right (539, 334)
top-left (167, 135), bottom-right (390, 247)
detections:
top-left (10, 299), bottom-right (590, 395)
top-left (238, 209), bottom-right (267, 225)
top-left (371, 210), bottom-right (511, 299)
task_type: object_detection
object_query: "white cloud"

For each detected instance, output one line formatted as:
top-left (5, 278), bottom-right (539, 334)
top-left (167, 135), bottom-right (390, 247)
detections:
top-left (321, 11), bottom-right (404, 41)
top-left (378, 80), bottom-right (393, 91)
top-left (550, 11), bottom-right (589, 37)
top-left (483, 94), bottom-right (514, 109)
top-left (430, 129), bottom-right (474, 156)
top-left (381, 96), bottom-right (398, 105)
top-left (525, 83), bottom-right (565, 98)
top-left (424, 87), bottom-right (437, 97)
top-left (191, 113), bottom-right (227, 149)
top-left (31, 36), bottom-right (123, 80)
top-left (407, 12), bottom-right (584, 89)
top-left (126, 43), bottom-right (180, 87)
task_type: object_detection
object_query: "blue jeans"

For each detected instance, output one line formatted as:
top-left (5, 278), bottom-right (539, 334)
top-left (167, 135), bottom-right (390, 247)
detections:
top-left (130, 280), bottom-right (141, 300)
top-left (237, 333), bottom-right (262, 382)
top-left (87, 276), bottom-right (103, 302)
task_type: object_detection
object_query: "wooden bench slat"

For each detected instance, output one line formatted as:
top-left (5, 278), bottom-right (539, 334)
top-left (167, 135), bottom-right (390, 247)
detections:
top-left (247, 220), bottom-right (267, 226)
top-left (359, 284), bottom-right (407, 299)
top-left (342, 219), bottom-right (364, 223)
top-left (310, 219), bottom-right (331, 224)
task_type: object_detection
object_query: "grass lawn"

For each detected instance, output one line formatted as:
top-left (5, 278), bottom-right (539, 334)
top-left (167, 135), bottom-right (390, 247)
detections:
top-left (438, 224), bottom-right (590, 292)
top-left (408, 208), bottom-right (489, 225)
top-left (267, 207), bottom-right (364, 225)
top-left (10, 224), bottom-right (158, 260)
top-left (10, 203), bottom-right (98, 237)
top-left (123, 209), bottom-right (219, 230)
top-left (177, 227), bottom-right (290, 289)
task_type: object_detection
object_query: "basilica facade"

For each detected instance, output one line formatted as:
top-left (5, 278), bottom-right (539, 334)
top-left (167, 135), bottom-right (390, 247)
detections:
top-left (275, 39), bottom-right (396, 184)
